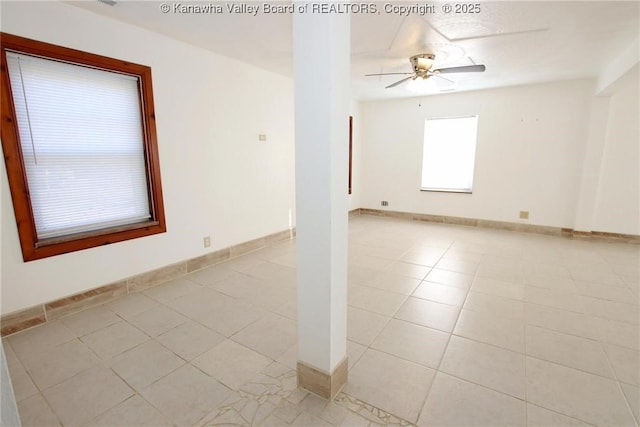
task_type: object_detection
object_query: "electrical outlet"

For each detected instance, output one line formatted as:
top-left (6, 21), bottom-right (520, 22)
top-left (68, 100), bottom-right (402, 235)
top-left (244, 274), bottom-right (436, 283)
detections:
top-left (203, 236), bottom-right (211, 248)
top-left (519, 211), bottom-right (529, 220)
top-left (381, 201), bottom-right (389, 207)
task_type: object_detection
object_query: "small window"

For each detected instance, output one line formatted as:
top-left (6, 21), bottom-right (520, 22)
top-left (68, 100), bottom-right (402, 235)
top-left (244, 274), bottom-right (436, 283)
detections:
top-left (421, 116), bottom-right (478, 193)
top-left (1, 33), bottom-right (165, 261)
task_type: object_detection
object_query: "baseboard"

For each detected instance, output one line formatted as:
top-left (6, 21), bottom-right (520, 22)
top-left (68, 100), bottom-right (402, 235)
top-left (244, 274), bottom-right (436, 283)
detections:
top-left (357, 208), bottom-right (640, 243)
top-left (1, 227), bottom-right (296, 337)
top-left (297, 358), bottom-right (348, 400)
top-left (4, 209), bottom-right (637, 336)
top-left (348, 208), bottom-right (361, 218)
top-left (574, 229), bottom-right (640, 244)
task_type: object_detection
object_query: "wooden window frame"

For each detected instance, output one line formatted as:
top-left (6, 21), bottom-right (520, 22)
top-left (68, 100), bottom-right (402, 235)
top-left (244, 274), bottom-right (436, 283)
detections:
top-left (0, 33), bottom-right (166, 261)
top-left (348, 115), bottom-right (353, 195)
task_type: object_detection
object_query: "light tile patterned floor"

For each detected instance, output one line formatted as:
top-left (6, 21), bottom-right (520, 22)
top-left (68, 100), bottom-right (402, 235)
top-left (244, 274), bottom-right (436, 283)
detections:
top-left (4, 215), bottom-right (639, 426)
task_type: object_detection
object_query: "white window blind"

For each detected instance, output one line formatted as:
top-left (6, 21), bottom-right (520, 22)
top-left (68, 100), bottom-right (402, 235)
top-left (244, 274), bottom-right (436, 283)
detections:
top-left (6, 52), bottom-right (151, 239)
top-left (421, 116), bottom-right (478, 193)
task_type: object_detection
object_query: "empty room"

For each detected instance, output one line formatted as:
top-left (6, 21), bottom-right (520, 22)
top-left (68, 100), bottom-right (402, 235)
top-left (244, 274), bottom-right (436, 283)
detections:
top-left (0, 1), bottom-right (638, 426)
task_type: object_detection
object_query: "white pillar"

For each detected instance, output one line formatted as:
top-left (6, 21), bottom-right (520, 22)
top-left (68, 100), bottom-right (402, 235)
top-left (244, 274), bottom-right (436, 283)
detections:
top-left (293, 5), bottom-right (350, 399)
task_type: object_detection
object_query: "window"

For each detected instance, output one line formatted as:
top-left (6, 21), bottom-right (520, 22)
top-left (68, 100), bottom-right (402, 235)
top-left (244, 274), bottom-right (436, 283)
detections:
top-left (420, 116), bottom-right (478, 193)
top-left (1, 33), bottom-right (165, 261)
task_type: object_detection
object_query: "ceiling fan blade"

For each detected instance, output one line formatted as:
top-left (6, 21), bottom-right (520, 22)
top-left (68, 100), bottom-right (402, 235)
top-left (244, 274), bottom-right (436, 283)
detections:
top-left (433, 64), bottom-right (486, 74)
top-left (433, 74), bottom-right (455, 90)
top-left (386, 76), bottom-right (413, 89)
top-left (365, 72), bottom-right (413, 77)
top-left (432, 73), bottom-right (454, 84)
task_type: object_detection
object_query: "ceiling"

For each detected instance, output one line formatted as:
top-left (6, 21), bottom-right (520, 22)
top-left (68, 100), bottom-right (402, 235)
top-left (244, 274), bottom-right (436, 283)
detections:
top-left (70, 1), bottom-right (639, 100)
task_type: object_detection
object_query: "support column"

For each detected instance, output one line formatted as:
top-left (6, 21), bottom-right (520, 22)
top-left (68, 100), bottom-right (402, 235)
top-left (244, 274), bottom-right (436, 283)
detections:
top-left (293, 5), bottom-right (350, 399)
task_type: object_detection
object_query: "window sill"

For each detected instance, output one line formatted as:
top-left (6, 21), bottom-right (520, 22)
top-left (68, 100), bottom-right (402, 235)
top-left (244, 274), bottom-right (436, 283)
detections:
top-left (23, 220), bottom-right (165, 261)
top-left (420, 188), bottom-right (473, 194)
top-left (35, 220), bottom-right (161, 248)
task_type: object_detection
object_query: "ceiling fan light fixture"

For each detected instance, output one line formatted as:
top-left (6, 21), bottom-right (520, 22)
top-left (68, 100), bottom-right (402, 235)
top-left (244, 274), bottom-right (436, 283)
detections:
top-left (416, 57), bottom-right (434, 70)
top-left (406, 76), bottom-right (431, 93)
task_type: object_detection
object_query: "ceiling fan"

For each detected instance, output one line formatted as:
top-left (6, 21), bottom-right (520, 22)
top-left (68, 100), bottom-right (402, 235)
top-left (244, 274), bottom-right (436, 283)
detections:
top-left (366, 53), bottom-right (486, 89)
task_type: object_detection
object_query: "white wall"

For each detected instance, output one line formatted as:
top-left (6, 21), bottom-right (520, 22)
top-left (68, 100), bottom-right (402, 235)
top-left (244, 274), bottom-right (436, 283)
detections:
top-left (573, 96), bottom-right (611, 232)
top-left (360, 80), bottom-right (594, 228)
top-left (1, 1), bottom-right (295, 314)
top-left (592, 66), bottom-right (640, 235)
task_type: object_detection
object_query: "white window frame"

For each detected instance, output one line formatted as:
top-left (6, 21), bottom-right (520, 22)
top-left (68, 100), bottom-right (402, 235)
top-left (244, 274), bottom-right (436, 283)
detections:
top-left (420, 115), bottom-right (479, 193)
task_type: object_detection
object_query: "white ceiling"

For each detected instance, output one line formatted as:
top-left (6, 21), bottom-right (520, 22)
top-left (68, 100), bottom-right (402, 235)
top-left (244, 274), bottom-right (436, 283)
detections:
top-left (70, 1), bottom-right (639, 100)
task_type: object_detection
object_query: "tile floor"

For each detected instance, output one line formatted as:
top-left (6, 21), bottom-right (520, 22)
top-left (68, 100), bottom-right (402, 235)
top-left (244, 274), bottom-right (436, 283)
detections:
top-left (3, 215), bottom-right (639, 426)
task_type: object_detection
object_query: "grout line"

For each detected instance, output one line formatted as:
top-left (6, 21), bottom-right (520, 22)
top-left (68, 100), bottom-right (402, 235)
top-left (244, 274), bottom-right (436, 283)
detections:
top-left (526, 402), bottom-right (599, 427)
top-left (599, 339), bottom-right (623, 384)
top-left (525, 353), bottom-right (626, 386)
top-left (430, 370), bottom-right (526, 403)
top-left (36, 383), bottom-right (65, 426)
top-left (413, 238), bottom-right (462, 424)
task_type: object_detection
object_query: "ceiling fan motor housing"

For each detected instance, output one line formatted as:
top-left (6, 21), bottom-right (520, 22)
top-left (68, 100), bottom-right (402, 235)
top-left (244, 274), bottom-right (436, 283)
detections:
top-left (410, 53), bottom-right (436, 73)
